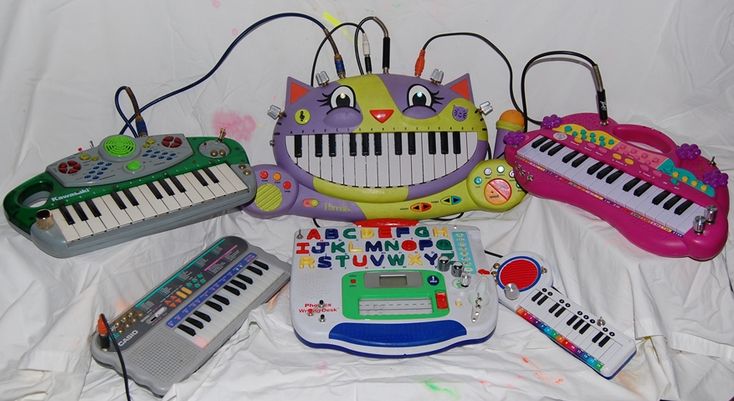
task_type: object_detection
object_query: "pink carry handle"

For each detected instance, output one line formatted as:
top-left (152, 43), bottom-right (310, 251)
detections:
top-left (611, 124), bottom-right (680, 164)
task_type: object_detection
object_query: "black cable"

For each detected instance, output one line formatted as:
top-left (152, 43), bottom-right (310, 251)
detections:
top-left (353, 16), bottom-right (389, 75)
top-left (484, 250), bottom-right (504, 259)
top-left (116, 12), bottom-right (339, 135)
top-left (100, 314), bottom-right (132, 401)
top-left (114, 87), bottom-right (139, 137)
top-left (312, 218), bottom-right (321, 228)
top-left (115, 86), bottom-right (147, 137)
top-left (417, 32), bottom-right (521, 114)
top-left (310, 22), bottom-right (364, 86)
top-left (519, 50), bottom-right (607, 131)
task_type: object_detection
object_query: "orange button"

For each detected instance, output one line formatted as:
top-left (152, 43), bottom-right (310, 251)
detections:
top-left (484, 179), bottom-right (512, 205)
top-left (273, 172), bottom-right (282, 181)
top-left (624, 158), bottom-right (634, 165)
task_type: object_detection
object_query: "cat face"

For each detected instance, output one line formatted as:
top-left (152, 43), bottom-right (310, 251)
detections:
top-left (271, 73), bottom-right (489, 202)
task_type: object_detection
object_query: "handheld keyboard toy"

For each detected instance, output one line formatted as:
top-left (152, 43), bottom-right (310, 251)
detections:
top-left (491, 251), bottom-right (636, 379)
top-left (91, 236), bottom-right (290, 396)
top-left (243, 73), bottom-right (525, 221)
top-left (504, 113), bottom-right (729, 260)
top-left (289, 223), bottom-right (497, 357)
top-left (3, 132), bottom-right (256, 258)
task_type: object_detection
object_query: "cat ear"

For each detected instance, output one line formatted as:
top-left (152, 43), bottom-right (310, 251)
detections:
top-left (286, 77), bottom-right (312, 105)
top-left (445, 74), bottom-right (473, 102)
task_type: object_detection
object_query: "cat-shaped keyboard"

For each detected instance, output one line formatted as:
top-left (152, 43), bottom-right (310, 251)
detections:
top-left (491, 252), bottom-right (636, 378)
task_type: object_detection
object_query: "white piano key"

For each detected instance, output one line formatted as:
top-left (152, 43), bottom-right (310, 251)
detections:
top-left (431, 137), bottom-right (444, 180)
top-left (205, 166), bottom-right (235, 195)
top-left (172, 175), bottom-right (204, 204)
top-left (330, 135), bottom-right (345, 185)
top-left (116, 191), bottom-right (145, 223)
top-left (354, 135), bottom-right (367, 187)
top-left (100, 194), bottom-right (133, 226)
top-left (671, 203), bottom-right (706, 234)
top-left (411, 134), bottom-right (424, 184)
top-left (213, 165), bottom-right (248, 193)
top-left (91, 198), bottom-right (121, 230)
top-left (128, 187), bottom-right (157, 219)
top-left (306, 135), bottom-right (321, 179)
top-left (50, 208), bottom-right (80, 241)
top-left (365, 151), bottom-right (378, 188)
top-left (164, 178), bottom-right (192, 208)
top-left (182, 172), bottom-right (215, 201)
top-left (375, 134), bottom-right (390, 187)
top-left (343, 135), bottom-right (356, 186)
top-left (466, 131), bottom-right (478, 158)
top-left (200, 173), bottom-right (227, 198)
top-left (152, 181), bottom-right (182, 211)
top-left (67, 205), bottom-right (93, 238)
top-left (386, 134), bottom-right (401, 187)
top-left (398, 133), bottom-right (413, 186)
top-left (139, 184), bottom-right (170, 215)
top-left (78, 201), bottom-right (107, 234)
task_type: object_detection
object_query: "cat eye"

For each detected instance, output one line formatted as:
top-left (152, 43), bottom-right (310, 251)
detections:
top-left (407, 84), bottom-right (433, 108)
top-left (329, 86), bottom-right (356, 109)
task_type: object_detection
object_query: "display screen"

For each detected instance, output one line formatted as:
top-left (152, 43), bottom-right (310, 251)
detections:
top-left (379, 274), bottom-right (408, 288)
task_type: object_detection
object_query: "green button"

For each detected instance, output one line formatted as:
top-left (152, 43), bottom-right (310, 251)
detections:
top-left (126, 160), bottom-right (142, 171)
top-left (473, 177), bottom-right (482, 185)
top-left (103, 136), bottom-right (137, 157)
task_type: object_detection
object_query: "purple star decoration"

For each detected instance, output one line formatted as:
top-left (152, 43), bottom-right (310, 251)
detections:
top-left (541, 114), bottom-right (562, 129)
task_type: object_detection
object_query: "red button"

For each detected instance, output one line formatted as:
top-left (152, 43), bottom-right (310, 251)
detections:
top-left (435, 292), bottom-right (448, 309)
top-left (259, 170), bottom-right (269, 180)
top-left (283, 180), bottom-right (292, 190)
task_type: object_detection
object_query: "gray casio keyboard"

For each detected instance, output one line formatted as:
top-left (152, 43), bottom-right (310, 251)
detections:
top-left (91, 236), bottom-right (290, 396)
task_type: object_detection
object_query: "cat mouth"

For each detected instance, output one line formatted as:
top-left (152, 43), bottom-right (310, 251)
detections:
top-left (284, 131), bottom-right (480, 188)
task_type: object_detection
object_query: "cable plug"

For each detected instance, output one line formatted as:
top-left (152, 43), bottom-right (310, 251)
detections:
top-left (362, 34), bottom-right (372, 74)
top-left (414, 49), bottom-right (426, 77)
top-left (334, 53), bottom-right (346, 79)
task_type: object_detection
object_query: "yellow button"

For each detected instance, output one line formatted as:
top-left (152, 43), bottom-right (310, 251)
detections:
top-left (80, 153), bottom-right (90, 160)
top-left (701, 184), bottom-right (708, 191)
top-left (574, 137), bottom-right (583, 144)
top-left (612, 153), bottom-right (622, 160)
top-left (175, 291), bottom-right (187, 299)
top-left (681, 176), bottom-right (688, 183)
top-left (691, 180), bottom-right (698, 187)
top-left (672, 171), bottom-right (679, 178)
top-left (294, 109), bottom-right (311, 125)
top-left (624, 158), bottom-right (634, 165)
top-left (181, 287), bottom-right (192, 295)
top-left (146, 138), bottom-right (156, 145)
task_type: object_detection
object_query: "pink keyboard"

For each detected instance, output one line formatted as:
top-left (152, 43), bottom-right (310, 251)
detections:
top-left (504, 113), bottom-right (729, 260)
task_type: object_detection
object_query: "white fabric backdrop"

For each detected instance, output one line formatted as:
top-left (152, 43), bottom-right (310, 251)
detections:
top-left (0, 1), bottom-right (732, 400)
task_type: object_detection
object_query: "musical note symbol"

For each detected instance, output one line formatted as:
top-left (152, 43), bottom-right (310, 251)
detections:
top-left (299, 110), bottom-right (306, 122)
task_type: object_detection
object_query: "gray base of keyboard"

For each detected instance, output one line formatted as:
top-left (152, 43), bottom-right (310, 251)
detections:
top-left (26, 178), bottom-right (255, 258)
top-left (90, 241), bottom-right (290, 396)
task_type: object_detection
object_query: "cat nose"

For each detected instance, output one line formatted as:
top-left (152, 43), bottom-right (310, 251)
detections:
top-left (369, 109), bottom-right (394, 123)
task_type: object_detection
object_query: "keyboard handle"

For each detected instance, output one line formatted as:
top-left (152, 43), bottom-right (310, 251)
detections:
top-left (610, 124), bottom-right (679, 163)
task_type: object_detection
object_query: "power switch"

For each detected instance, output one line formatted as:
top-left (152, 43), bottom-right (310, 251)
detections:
top-left (435, 292), bottom-right (448, 309)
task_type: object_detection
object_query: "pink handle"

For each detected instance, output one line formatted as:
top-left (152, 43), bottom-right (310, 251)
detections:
top-left (611, 124), bottom-right (679, 163)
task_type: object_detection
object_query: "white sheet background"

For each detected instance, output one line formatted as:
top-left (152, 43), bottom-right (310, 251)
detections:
top-left (0, 1), bottom-right (733, 400)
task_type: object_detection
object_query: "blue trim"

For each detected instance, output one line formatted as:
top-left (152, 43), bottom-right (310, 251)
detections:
top-left (496, 255), bottom-right (541, 291)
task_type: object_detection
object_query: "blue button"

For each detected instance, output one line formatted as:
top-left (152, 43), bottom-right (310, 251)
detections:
top-left (101, 167), bottom-right (108, 171)
top-left (93, 175), bottom-right (100, 179)
top-left (105, 162), bottom-right (112, 166)
top-left (473, 177), bottom-right (482, 185)
top-left (427, 275), bottom-right (440, 286)
top-left (159, 156), bottom-right (165, 159)
top-left (92, 166), bottom-right (99, 169)
top-left (329, 320), bottom-right (468, 348)
top-left (84, 175), bottom-right (91, 179)
top-left (166, 157), bottom-right (173, 160)
top-left (154, 150), bottom-right (160, 154)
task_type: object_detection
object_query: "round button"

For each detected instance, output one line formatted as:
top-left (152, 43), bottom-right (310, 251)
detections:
top-left (126, 160), bottom-right (142, 171)
top-left (295, 109), bottom-right (311, 125)
top-left (79, 152), bottom-right (90, 160)
top-left (103, 136), bottom-right (137, 158)
top-left (496, 165), bottom-right (505, 174)
top-left (259, 170), bottom-right (269, 180)
top-left (484, 178), bottom-right (512, 205)
top-left (473, 177), bottom-right (483, 185)
top-left (427, 275), bottom-right (440, 286)
top-left (273, 172), bottom-right (282, 182)
top-left (283, 180), bottom-right (292, 190)
top-left (484, 168), bottom-right (492, 176)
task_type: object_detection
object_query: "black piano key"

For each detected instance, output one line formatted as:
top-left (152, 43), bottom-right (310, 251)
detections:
top-left (571, 154), bottom-right (589, 167)
top-left (663, 195), bottom-right (682, 210)
top-left (361, 134), bottom-right (370, 156)
top-left (598, 335), bottom-right (611, 347)
top-left (230, 279), bottom-right (247, 290)
top-left (177, 324), bottom-right (196, 336)
top-left (549, 303), bottom-right (559, 313)
top-left (122, 188), bottom-right (139, 206)
top-left (252, 260), bottom-right (270, 270)
top-left (633, 182), bottom-right (653, 197)
top-left (547, 143), bottom-right (565, 156)
top-left (71, 202), bottom-right (89, 221)
top-left (586, 161), bottom-right (605, 175)
top-left (203, 167), bottom-right (220, 183)
top-left (146, 182), bottom-right (163, 199)
top-left (532, 292), bottom-right (543, 302)
top-left (622, 177), bottom-right (641, 192)
top-left (223, 284), bottom-right (240, 296)
top-left (237, 274), bottom-right (254, 285)
top-left (539, 140), bottom-right (556, 153)
top-left (407, 132), bottom-right (416, 155)
top-left (110, 192), bottom-right (127, 209)
top-left (531, 136), bottom-right (549, 148)
top-left (185, 317), bottom-right (204, 329)
top-left (205, 300), bottom-right (223, 312)
top-left (191, 170), bottom-right (209, 186)
top-left (193, 310), bottom-right (211, 322)
top-left (537, 295), bottom-right (549, 305)
top-left (554, 306), bottom-right (566, 317)
top-left (58, 205), bottom-right (75, 225)
top-left (652, 190), bottom-right (671, 205)
top-left (427, 132), bottom-right (437, 154)
top-left (596, 165), bottom-right (614, 179)
top-left (573, 319), bottom-right (584, 330)
top-left (373, 134), bottom-right (382, 156)
top-left (157, 179), bottom-right (175, 196)
top-left (314, 134), bottom-right (323, 157)
top-left (247, 265), bottom-right (263, 276)
top-left (562, 150), bottom-right (580, 163)
top-left (393, 133), bottom-right (403, 155)
top-left (567, 315), bottom-right (578, 326)
top-left (606, 169), bottom-right (624, 183)
top-left (452, 131), bottom-right (461, 154)
top-left (348, 133), bottom-right (357, 156)
top-left (328, 134), bottom-right (337, 157)
top-left (674, 199), bottom-right (694, 215)
top-left (592, 332), bottom-right (604, 343)
top-left (212, 294), bottom-right (230, 305)
top-left (580, 323), bottom-right (591, 334)
top-left (84, 200), bottom-right (102, 217)
top-left (440, 132), bottom-right (449, 154)
top-left (294, 135), bottom-right (303, 158)
top-left (169, 175), bottom-right (187, 193)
